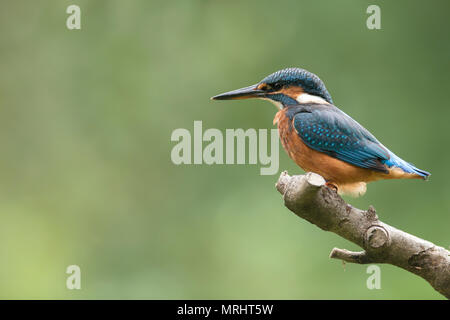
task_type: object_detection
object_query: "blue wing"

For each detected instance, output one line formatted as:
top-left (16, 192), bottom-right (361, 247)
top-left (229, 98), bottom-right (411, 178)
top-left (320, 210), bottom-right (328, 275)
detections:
top-left (292, 107), bottom-right (390, 173)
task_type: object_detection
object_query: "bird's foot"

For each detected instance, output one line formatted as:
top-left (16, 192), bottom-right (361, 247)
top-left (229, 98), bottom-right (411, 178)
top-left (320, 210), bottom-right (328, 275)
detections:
top-left (325, 182), bottom-right (338, 193)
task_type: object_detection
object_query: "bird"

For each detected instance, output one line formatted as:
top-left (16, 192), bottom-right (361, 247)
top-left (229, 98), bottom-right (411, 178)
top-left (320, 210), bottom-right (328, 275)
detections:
top-left (211, 67), bottom-right (430, 197)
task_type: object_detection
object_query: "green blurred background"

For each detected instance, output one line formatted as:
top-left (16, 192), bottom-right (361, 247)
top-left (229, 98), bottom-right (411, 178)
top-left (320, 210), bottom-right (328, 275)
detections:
top-left (0, 0), bottom-right (448, 299)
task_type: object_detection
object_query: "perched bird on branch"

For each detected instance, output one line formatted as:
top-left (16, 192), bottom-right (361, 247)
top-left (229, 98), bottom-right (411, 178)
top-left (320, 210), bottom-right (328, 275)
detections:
top-left (212, 67), bottom-right (430, 196)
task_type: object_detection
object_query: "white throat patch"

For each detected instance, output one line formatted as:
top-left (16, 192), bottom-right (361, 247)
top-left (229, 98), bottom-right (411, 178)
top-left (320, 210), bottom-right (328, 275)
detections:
top-left (296, 93), bottom-right (329, 105)
top-left (260, 97), bottom-right (283, 110)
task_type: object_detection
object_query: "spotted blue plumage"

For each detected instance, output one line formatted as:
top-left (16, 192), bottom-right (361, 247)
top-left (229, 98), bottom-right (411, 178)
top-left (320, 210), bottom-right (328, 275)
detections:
top-left (288, 104), bottom-right (430, 177)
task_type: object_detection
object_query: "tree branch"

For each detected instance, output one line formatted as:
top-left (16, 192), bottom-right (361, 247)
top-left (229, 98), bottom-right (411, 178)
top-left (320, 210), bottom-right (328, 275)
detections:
top-left (276, 171), bottom-right (450, 299)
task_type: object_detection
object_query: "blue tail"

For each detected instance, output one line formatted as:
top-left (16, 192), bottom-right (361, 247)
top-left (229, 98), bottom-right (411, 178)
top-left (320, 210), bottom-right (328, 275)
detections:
top-left (383, 151), bottom-right (430, 179)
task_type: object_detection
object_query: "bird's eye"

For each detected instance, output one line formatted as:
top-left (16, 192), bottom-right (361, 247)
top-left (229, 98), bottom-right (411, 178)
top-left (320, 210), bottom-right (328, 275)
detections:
top-left (271, 82), bottom-right (283, 91)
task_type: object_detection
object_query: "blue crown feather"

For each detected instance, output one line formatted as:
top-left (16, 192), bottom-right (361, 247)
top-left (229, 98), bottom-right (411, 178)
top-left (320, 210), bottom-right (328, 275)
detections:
top-left (260, 68), bottom-right (333, 104)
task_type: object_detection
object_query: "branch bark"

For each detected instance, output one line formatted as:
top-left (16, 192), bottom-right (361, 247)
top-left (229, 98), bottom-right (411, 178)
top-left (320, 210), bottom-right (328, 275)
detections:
top-left (276, 171), bottom-right (450, 299)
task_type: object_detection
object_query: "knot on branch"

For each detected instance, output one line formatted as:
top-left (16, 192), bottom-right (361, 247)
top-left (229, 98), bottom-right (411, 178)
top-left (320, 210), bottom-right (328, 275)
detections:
top-left (365, 205), bottom-right (378, 221)
top-left (365, 225), bottom-right (390, 249)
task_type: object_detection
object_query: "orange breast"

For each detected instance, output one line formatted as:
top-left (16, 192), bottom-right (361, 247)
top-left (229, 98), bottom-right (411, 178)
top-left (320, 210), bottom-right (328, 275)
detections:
top-left (274, 109), bottom-right (384, 185)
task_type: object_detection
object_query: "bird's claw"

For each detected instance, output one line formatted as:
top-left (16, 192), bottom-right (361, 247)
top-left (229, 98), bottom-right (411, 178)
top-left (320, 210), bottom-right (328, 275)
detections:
top-left (325, 182), bottom-right (338, 193)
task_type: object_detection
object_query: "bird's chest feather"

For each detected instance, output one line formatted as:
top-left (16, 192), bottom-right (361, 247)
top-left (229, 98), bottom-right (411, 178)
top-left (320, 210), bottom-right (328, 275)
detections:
top-left (274, 109), bottom-right (317, 171)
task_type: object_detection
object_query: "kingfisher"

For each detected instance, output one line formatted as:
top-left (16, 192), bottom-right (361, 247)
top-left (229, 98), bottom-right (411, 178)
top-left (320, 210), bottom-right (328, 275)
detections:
top-left (211, 67), bottom-right (430, 197)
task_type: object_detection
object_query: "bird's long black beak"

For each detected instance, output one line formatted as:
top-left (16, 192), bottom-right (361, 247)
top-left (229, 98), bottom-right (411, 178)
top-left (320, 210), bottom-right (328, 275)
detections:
top-left (211, 84), bottom-right (264, 100)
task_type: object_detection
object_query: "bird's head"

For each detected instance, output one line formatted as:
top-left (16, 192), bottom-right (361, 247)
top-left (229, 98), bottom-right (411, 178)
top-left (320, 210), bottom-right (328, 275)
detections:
top-left (211, 67), bottom-right (333, 109)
